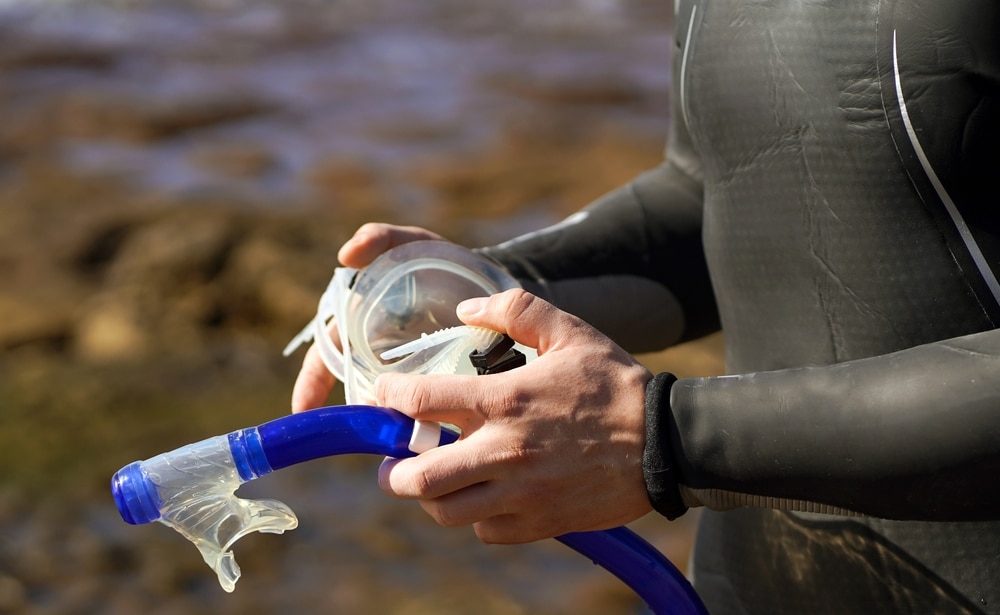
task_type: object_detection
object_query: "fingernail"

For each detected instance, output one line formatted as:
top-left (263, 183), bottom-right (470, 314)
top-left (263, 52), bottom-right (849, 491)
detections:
top-left (457, 297), bottom-right (487, 318)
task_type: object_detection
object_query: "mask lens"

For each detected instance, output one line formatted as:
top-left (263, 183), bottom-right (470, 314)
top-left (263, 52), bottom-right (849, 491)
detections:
top-left (345, 242), bottom-right (520, 380)
top-left (366, 267), bottom-right (488, 363)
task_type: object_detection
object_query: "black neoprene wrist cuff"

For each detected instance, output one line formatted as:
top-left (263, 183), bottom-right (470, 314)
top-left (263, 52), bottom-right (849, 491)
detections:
top-left (643, 372), bottom-right (688, 520)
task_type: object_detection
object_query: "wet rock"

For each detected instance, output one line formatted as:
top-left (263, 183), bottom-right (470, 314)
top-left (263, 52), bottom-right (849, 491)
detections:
top-left (0, 575), bottom-right (26, 613)
top-left (71, 217), bottom-right (136, 275)
top-left (224, 234), bottom-right (324, 327)
top-left (102, 588), bottom-right (149, 615)
top-left (404, 118), bottom-right (664, 237)
top-left (361, 114), bottom-right (463, 144)
top-left (0, 279), bottom-right (82, 351)
top-left (73, 291), bottom-right (153, 361)
top-left (103, 208), bottom-right (237, 287)
top-left (58, 89), bottom-right (275, 143)
top-left (392, 590), bottom-right (527, 615)
top-left (185, 5), bottom-right (348, 59)
top-left (0, 162), bottom-right (136, 270)
top-left (68, 204), bottom-right (345, 361)
top-left (0, 167), bottom-right (145, 357)
top-left (301, 156), bottom-right (397, 220)
top-left (189, 141), bottom-right (276, 179)
top-left (45, 577), bottom-right (105, 614)
top-left (0, 35), bottom-right (120, 71)
top-left (73, 208), bottom-right (239, 361)
top-left (487, 71), bottom-right (645, 107)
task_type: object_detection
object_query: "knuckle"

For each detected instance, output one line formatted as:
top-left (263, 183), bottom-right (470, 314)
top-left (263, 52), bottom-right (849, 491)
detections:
top-left (493, 441), bottom-right (535, 468)
top-left (473, 519), bottom-right (528, 545)
top-left (431, 504), bottom-right (464, 528)
top-left (401, 384), bottom-right (435, 418)
top-left (380, 376), bottom-right (433, 416)
top-left (511, 482), bottom-right (549, 508)
top-left (407, 466), bottom-right (435, 498)
top-left (356, 221), bottom-right (384, 236)
top-left (473, 524), bottom-right (499, 544)
top-left (474, 379), bottom-right (520, 420)
top-left (496, 288), bottom-right (537, 319)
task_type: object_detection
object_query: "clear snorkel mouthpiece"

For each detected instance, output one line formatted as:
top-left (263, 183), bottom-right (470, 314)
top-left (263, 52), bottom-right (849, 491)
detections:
top-left (283, 241), bottom-right (535, 403)
top-left (111, 406), bottom-right (462, 593)
top-left (111, 433), bottom-right (297, 592)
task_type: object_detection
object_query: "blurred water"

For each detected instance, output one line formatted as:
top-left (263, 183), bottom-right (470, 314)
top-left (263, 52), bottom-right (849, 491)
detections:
top-left (1, 0), bottom-right (672, 207)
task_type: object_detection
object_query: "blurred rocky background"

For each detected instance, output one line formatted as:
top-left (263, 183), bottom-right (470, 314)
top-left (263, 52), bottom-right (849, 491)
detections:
top-left (0, 0), bottom-right (722, 613)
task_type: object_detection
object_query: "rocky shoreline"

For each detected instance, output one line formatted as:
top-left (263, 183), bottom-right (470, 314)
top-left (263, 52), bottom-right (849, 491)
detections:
top-left (0, 2), bottom-right (720, 613)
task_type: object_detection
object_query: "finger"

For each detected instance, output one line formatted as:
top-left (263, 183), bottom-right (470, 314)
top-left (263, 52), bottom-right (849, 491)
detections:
top-left (473, 515), bottom-right (529, 545)
top-left (377, 439), bottom-right (497, 500)
top-left (417, 483), bottom-right (503, 529)
top-left (473, 514), bottom-right (547, 545)
top-left (375, 372), bottom-right (505, 429)
top-left (409, 479), bottom-right (568, 541)
top-left (338, 223), bottom-right (445, 269)
top-left (470, 500), bottom-right (622, 545)
top-left (456, 288), bottom-right (590, 355)
top-left (291, 343), bottom-right (336, 413)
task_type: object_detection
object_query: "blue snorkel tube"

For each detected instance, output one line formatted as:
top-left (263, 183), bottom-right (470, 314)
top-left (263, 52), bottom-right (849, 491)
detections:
top-left (111, 405), bottom-right (707, 614)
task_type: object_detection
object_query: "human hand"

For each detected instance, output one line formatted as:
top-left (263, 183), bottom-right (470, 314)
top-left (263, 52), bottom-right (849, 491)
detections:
top-left (290, 223), bottom-right (446, 413)
top-left (376, 289), bottom-right (655, 544)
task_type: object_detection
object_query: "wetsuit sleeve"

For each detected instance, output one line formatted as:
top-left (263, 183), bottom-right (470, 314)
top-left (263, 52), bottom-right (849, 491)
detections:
top-left (643, 329), bottom-right (1000, 522)
top-left (478, 39), bottom-right (717, 354)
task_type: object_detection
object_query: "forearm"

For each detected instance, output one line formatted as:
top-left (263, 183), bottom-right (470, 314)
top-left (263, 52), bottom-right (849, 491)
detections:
top-left (479, 161), bottom-right (718, 353)
top-left (645, 328), bottom-right (1000, 521)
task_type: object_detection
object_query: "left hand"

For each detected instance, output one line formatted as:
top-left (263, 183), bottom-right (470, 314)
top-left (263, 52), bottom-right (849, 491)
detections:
top-left (290, 223), bottom-right (446, 412)
top-left (376, 289), bottom-right (654, 544)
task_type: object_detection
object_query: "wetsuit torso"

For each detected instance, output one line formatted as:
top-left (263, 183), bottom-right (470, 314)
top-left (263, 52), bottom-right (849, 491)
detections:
top-left (480, 1), bottom-right (1000, 612)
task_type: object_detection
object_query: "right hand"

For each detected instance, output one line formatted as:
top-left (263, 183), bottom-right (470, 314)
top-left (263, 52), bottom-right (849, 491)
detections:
top-left (375, 289), bottom-right (654, 543)
top-left (290, 223), bottom-right (446, 413)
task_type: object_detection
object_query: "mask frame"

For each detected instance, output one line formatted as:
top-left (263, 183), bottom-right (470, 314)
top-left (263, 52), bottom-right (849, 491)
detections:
top-left (285, 241), bottom-right (528, 403)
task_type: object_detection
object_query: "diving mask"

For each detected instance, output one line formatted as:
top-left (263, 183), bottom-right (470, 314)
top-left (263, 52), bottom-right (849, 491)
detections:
top-left (284, 241), bottom-right (535, 404)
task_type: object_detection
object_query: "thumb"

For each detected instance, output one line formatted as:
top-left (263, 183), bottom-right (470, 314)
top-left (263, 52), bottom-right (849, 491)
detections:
top-left (456, 288), bottom-right (587, 354)
top-left (338, 223), bottom-right (445, 269)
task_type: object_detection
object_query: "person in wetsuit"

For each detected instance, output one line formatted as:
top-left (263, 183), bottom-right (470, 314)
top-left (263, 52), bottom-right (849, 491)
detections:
top-left (292, 1), bottom-right (1000, 612)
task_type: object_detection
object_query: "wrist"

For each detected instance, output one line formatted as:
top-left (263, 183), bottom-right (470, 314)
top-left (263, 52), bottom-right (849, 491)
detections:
top-left (642, 372), bottom-right (688, 520)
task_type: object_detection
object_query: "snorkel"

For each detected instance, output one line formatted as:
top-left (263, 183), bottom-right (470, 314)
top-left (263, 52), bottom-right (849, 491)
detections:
top-left (111, 405), bottom-right (458, 593)
top-left (111, 405), bottom-right (706, 614)
top-left (110, 242), bottom-right (708, 614)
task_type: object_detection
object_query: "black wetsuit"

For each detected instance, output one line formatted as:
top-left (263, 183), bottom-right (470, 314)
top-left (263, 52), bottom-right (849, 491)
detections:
top-left (481, 1), bottom-right (1000, 613)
